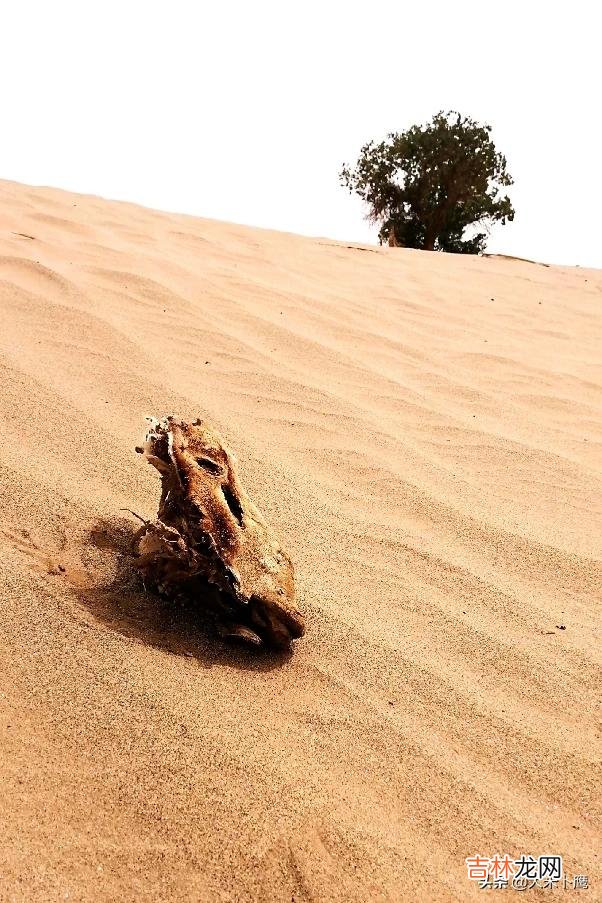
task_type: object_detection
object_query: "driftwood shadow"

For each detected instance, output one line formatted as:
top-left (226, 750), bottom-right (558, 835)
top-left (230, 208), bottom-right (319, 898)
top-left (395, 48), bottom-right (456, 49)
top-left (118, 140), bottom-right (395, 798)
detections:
top-left (75, 515), bottom-right (292, 672)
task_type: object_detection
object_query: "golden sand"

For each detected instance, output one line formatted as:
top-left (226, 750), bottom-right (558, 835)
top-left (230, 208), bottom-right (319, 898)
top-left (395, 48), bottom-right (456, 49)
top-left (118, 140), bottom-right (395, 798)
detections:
top-left (0, 179), bottom-right (600, 901)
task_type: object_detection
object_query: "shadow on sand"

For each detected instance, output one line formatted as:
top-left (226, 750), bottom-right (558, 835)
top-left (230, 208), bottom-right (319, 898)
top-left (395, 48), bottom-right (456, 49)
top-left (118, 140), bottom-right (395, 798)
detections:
top-left (72, 515), bottom-right (292, 672)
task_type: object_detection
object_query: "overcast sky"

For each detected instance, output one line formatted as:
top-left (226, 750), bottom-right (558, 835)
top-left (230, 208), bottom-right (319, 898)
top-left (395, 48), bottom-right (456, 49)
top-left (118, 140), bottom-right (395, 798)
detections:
top-left (3, 1), bottom-right (600, 267)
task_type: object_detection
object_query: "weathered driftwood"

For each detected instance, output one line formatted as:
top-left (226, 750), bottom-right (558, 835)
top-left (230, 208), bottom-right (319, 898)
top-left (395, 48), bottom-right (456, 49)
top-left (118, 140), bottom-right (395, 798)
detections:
top-left (133, 416), bottom-right (305, 651)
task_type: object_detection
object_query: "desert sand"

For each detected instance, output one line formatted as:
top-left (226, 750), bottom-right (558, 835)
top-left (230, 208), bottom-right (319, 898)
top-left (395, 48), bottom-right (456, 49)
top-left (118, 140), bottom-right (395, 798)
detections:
top-left (0, 178), bottom-right (600, 902)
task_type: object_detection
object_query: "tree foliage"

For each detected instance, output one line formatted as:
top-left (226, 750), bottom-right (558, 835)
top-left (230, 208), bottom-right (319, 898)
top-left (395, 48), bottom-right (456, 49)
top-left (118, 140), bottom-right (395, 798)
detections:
top-left (340, 111), bottom-right (514, 254)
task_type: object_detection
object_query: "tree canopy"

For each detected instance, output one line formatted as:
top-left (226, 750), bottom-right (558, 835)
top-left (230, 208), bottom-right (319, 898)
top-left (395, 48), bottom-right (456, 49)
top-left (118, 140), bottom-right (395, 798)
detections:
top-left (340, 111), bottom-right (514, 254)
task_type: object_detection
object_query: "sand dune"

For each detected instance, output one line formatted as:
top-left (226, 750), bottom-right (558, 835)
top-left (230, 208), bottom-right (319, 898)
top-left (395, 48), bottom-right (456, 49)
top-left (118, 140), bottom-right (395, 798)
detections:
top-left (0, 179), bottom-right (600, 901)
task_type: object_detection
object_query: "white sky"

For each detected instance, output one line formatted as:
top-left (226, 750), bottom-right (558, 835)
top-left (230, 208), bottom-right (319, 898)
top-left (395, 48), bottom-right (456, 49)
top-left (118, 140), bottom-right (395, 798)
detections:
top-left (3, 1), bottom-right (600, 267)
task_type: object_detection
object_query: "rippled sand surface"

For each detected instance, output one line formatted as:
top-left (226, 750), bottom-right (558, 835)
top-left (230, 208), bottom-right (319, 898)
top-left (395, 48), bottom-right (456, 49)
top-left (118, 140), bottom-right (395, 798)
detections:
top-left (0, 179), bottom-right (600, 901)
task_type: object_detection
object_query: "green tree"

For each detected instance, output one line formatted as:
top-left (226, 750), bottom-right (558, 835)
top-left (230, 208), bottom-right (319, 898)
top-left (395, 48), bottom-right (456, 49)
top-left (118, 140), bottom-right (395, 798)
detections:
top-left (340, 111), bottom-right (514, 254)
